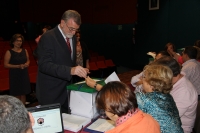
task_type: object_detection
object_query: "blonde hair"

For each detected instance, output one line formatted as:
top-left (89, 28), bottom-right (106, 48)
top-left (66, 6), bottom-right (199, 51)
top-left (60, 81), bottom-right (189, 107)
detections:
top-left (143, 65), bottom-right (173, 93)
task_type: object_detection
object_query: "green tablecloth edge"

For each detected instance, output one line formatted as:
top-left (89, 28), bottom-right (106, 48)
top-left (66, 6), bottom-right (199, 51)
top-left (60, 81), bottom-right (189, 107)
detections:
top-left (66, 79), bottom-right (105, 93)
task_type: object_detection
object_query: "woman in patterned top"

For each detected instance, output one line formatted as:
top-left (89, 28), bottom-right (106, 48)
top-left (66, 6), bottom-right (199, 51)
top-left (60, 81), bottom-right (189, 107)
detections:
top-left (136, 64), bottom-right (183, 133)
top-left (95, 81), bottom-right (160, 133)
top-left (74, 32), bottom-right (90, 82)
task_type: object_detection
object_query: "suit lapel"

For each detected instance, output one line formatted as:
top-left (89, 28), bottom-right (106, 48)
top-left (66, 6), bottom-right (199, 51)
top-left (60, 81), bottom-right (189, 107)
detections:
top-left (54, 26), bottom-right (73, 62)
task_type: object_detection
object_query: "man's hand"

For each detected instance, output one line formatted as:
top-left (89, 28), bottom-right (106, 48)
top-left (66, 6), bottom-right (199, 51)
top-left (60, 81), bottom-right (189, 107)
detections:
top-left (28, 112), bottom-right (35, 126)
top-left (71, 66), bottom-right (89, 78)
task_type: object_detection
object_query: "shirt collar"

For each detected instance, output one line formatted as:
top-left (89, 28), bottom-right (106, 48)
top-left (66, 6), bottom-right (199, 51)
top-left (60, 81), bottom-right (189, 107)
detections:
top-left (116, 108), bottom-right (139, 126)
top-left (182, 59), bottom-right (196, 66)
top-left (58, 24), bottom-right (68, 40)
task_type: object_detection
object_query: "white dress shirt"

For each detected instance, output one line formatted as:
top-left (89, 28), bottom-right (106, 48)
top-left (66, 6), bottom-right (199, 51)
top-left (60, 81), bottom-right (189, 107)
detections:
top-left (182, 59), bottom-right (200, 95)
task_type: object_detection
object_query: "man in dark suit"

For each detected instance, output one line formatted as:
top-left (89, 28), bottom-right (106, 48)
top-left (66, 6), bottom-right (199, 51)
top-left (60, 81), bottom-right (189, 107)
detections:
top-left (36, 10), bottom-right (89, 113)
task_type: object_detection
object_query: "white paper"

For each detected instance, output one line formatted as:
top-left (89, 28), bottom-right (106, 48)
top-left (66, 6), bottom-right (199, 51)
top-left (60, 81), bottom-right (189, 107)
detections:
top-left (105, 71), bottom-right (120, 84)
top-left (147, 52), bottom-right (156, 59)
top-left (75, 79), bottom-right (101, 84)
top-left (62, 113), bottom-right (91, 132)
top-left (87, 118), bottom-right (115, 132)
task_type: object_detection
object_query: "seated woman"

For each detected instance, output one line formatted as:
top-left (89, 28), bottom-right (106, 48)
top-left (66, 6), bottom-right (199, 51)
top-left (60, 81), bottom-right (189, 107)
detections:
top-left (94, 81), bottom-right (160, 133)
top-left (164, 42), bottom-right (177, 57)
top-left (136, 64), bottom-right (183, 133)
top-left (86, 65), bottom-right (183, 133)
top-left (131, 50), bottom-right (170, 93)
top-left (168, 40), bottom-right (200, 64)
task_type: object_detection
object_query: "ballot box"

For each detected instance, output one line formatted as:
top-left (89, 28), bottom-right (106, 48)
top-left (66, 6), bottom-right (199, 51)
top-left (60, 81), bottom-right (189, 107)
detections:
top-left (67, 79), bottom-right (105, 119)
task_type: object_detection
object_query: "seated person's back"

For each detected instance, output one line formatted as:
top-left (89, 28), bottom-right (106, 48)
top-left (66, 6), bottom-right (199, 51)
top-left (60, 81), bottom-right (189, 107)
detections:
top-left (0, 95), bottom-right (34, 133)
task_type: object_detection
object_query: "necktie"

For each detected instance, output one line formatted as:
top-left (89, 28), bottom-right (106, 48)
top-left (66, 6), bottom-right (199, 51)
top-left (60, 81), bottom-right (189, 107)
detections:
top-left (66, 38), bottom-right (71, 53)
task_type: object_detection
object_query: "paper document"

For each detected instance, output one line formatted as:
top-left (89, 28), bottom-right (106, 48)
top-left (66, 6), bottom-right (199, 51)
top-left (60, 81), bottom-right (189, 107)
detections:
top-left (62, 113), bottom-right (91, 132)
top-left (86, 118), bottom-right (115, 132)
top-left (105, 71), bottom-right (120, 84)
top-left (147, 52), bottom-right (156, 59)
top-left (75, 79), bottom-right (101, 84)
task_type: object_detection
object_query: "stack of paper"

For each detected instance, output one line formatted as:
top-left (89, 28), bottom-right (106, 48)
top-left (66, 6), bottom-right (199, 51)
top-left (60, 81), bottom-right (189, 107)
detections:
top-left (62, 113), bottom-right (91, 132)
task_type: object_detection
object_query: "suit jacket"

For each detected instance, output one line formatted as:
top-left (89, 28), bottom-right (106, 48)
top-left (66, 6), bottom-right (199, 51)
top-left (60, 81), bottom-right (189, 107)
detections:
top-left (36, 25), bottom-right (76, 105)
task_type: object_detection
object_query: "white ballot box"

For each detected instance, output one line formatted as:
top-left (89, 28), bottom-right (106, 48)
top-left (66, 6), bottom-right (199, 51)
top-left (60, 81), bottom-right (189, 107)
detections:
top-left (67, 72), bottom-right (119, 119)
top-left (69, 90), bottom-right (99, 119)
top-left (67, 79), bottom-right (105, 119)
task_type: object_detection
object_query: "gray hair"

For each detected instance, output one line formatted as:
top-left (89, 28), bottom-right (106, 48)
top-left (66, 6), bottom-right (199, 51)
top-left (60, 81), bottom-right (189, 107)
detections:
top-left (61, 10), bottom-right (81, 25)
top-left (0, 95), bottom-right (31, 133)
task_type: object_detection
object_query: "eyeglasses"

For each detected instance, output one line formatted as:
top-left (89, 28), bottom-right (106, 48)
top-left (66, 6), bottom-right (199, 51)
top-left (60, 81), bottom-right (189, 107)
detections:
top-left (65, 23), bottom-right (79, 32)
top-left (99, 109), bottom-right (107, 119)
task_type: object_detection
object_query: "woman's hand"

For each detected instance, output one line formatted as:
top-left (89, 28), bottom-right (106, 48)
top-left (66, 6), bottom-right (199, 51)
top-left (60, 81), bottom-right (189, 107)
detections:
top-left (19, 64), bottom-right (25, 69)
top-left (24, 63), bottom-right (29, 67)
top-left (85, 76), bottom-right (96, 88)
top-left (85, 76), bottom-right (103, 91)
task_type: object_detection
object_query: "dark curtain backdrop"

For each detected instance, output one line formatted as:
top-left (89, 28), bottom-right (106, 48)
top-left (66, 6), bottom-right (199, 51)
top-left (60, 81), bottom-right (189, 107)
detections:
top-left (19, 0), bottom-right (137, 24)
top-left (135, 0), bottom-right (200, 67)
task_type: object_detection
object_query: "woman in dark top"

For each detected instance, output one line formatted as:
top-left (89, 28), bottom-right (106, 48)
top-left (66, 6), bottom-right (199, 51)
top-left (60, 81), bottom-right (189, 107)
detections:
top-left (4, 34), bottom-right (31, 105)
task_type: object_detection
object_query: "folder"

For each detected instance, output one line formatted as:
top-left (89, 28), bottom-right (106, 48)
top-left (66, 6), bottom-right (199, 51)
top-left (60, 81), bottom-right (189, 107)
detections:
top-left (84, 118), bottom-right (115, 133)
top-left (62, 113), bottom-right (91, 132)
